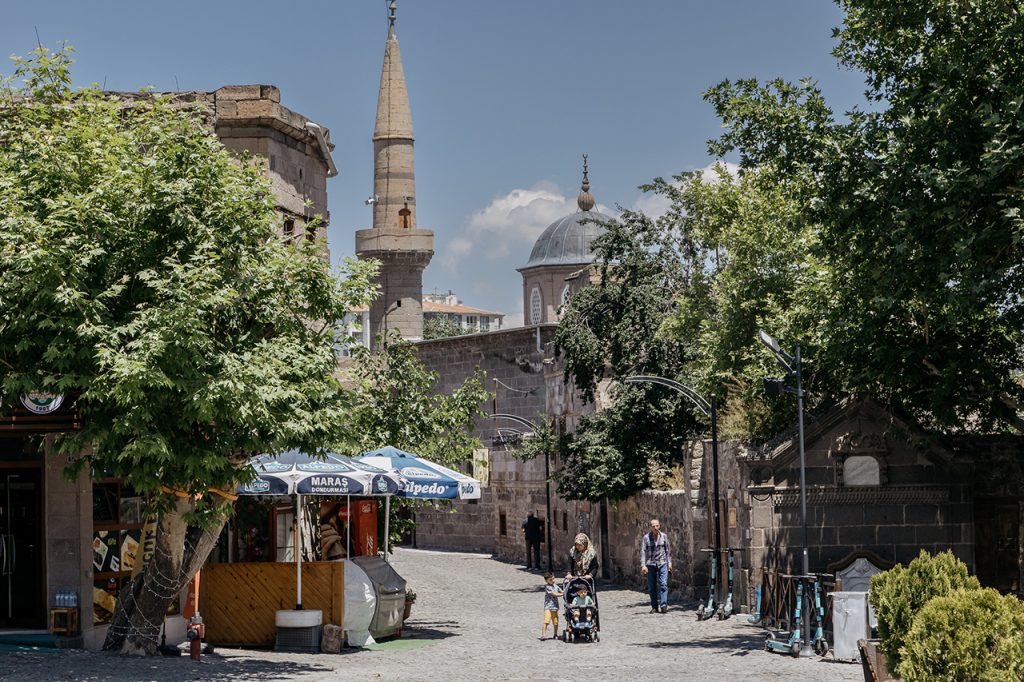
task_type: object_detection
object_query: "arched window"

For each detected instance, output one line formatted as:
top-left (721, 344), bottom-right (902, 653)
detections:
top-left (530, 287), bottom-right (543, 324)
top-left (843, 456), bottom-right (881, 486)
top-left (560, 285), bottom-right (572, 309)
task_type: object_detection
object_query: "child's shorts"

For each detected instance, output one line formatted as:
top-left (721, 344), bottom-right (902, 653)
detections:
top-left (544, 609), bottom-right (558, 624)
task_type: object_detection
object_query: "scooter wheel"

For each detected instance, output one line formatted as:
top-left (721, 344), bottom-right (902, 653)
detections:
top-left (764, 633), bottom-right (775, 652)
top-left (814, 637), bottom-right (828, 657)
top-left (696, 608), bottom-right (704, 621)
top-left (790, 640), bottom-right (801, 657)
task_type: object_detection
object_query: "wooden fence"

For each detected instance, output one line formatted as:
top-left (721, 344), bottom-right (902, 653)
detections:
top-left (759, 569), bottom-right (835, 637)
top-left (200, 561), bottom-right (345, 646)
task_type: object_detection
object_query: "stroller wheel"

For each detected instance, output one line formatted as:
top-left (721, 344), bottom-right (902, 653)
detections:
top-left (594, 632), bottom-right (600, 643)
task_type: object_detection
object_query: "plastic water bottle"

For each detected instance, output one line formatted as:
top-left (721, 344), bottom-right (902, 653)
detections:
top-left (56, 591), bottom-right (64, 607)
top-left (69, 591), bottom-right (77, 608)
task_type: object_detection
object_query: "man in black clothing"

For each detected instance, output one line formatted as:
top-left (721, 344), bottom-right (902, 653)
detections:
top-left (522, 511), bottom-right (542, 570)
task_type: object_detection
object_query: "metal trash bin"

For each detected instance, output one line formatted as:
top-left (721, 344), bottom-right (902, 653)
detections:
top-left (274, 609), bottom-right (323, 653)
top-left (352, 556), bottom-right (406, 639)
top-left (832, 591), bottom-right (870, 661)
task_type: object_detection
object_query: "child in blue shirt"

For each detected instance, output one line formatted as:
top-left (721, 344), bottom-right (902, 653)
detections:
top-left (541, 572), bottom-right (562, 640)
top-left (571, 584), bottom-right (594, 626)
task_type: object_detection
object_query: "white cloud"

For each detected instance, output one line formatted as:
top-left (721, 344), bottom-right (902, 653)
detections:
top-left (631, 192), bottom-right (673, 219)
top-left (441, 182), bottom-right (614, 272)
top-left (504, 304), bottom-right (525, 329)
top-left (628, 162), bottom-right (741, 219)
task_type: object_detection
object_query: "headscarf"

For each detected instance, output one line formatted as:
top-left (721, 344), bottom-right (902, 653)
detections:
top-left (569, 532), bottom-right (597, 575)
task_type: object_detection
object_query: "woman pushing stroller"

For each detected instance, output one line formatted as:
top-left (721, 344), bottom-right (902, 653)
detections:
top-left (562, 533), bottom-right (600, 642)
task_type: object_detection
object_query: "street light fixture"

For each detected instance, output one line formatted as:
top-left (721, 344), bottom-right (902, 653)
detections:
top-left (489, 413), bottom-right (554, 572)
top-left (757, 329), bottom-right (814, 658)
top-left (623, 376), bottom-right (724, 607)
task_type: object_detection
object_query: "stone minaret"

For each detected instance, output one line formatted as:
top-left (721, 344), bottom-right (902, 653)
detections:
top-left (356, 0), bottom-right (434, 347)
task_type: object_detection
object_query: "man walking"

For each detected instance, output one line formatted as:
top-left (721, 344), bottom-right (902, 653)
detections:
top-left (522, 511), bottom-right (542, 570)
top-left (640, 518), bottom-right (672, 613)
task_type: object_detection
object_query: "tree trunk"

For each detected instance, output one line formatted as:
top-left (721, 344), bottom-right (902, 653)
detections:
top-left (102, 494), bottom-right (231, 654)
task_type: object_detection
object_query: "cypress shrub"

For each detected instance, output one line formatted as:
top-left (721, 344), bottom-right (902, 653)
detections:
top-left (898, 588), bottom-right (1024, 682)
top-left (868, 550), bottom-right (980, 672)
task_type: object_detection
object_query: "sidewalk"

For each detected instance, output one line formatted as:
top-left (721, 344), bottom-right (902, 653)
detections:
top-left (0, 548), bottom-right (864, 681)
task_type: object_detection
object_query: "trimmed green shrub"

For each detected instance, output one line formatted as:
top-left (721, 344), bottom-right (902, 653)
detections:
top-left (897, 588), bottom-right (1024, 681)
top-left (869, 550), bottom-right (980, 672)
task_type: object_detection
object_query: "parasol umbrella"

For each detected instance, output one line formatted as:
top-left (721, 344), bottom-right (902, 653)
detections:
top-left (236, 449), bottom-right (403, 609)
top-left (355, 446), bottom-right (482, 557)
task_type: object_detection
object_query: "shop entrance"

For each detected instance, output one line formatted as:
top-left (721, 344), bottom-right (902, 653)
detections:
top-left (0, 468), bottom-right (44, 628)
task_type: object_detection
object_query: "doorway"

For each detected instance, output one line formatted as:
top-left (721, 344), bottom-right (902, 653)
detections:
top-left (0, 468), bottom-right (45, 628)
top-left (975, 498), bottom-right (1022, 594)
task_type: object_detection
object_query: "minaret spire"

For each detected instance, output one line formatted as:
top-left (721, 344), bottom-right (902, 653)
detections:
top-left (356, 1), bottom-right (435, 347)
top-left (372, 0), bottom-right (415, 229)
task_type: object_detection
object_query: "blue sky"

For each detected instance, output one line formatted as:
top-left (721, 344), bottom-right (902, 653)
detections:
top-left (2, 1), bottom-right (868, 325)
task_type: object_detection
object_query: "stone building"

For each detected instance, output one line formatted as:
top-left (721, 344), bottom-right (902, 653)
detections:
top-left (733, 397), bottom-right (1024, 606)
top-left (423, 292), bottom-right (505, 334)
top-left (355, 4), bottom-right (434, 348)
top-left (0, 85), bottom-right (338, 647)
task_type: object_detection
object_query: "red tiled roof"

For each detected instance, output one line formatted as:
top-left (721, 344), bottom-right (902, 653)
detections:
top-left (346, 302), bottom-right (504, 317)
top-left (423, 301), bottom-right (504, 317)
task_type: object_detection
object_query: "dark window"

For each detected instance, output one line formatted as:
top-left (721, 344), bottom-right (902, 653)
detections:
top-left (499, 511), bottom-right (507, 536)
top-left (306, 224), bottom-right (316, 242)
top-left (562, 510), bottom-right (568, 532)
top-left (283, 218), bottom-right (295, 240)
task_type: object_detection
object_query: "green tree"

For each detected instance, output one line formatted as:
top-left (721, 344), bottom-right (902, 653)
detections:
top-left (422, 315), bottom-right (467, 340)
top-left (341, 331), bottom-right (490, 545)
top-left (703, 0), bottom-right (1024, 434)
top-left (552, 207), bottom-right (705, 499)
top-left (0, 47), bottom-right (377, 653)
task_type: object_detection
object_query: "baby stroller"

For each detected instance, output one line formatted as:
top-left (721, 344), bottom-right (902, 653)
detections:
top-left (562, 576), bottom-right (600, 643)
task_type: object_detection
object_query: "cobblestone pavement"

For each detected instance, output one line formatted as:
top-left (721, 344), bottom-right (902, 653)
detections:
top-left (1, 548), bottom-right (864, 681)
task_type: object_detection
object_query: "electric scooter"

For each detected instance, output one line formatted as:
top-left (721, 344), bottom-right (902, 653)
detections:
top-left (696, 547), bottom-right (717, 621)
top-left (810, 574), bottom-right (829, 656)
top-left (764, 574), bottom-right (828, 657)
top-left (716, 547), bottom-right (745, 620)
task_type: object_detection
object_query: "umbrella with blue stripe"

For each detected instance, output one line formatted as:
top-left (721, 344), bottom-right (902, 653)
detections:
top-left (355, 445), bottom-right (482, 500)
top-left (236, 449), bottom-right (403, 497)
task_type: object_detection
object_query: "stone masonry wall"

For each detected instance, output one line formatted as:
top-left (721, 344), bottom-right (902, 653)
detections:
top-left (412, 326), bottom-right (556, 554)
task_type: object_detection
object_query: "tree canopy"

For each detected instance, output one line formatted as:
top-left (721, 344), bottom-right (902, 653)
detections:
top-left (341, 331), bottom-right (489, 465)
top-left (1, 47), bottom-right (377, 497)
top-left (701, 0), bottom-right (1024, 434)
top-left (0, 46), bottom-right (377, 652)
top-left (551, 0), bottom-right (1024, 500)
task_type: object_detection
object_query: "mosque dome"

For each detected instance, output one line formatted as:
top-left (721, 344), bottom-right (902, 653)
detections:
top-left (521, 156), bottom-right (612, 270)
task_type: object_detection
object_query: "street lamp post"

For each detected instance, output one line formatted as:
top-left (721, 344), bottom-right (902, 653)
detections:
top-left (758, 330), bottom-right (813, 658)
top-left (490, 413), bottom-right (553, 572)
top-left (623, 376), bottom-right (723, 603)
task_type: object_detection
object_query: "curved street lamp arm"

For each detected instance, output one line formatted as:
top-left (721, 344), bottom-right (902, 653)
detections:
top-left (489, 413), bottom-right (541, 433)
top-left (623, 376), bottom-right (711, 417)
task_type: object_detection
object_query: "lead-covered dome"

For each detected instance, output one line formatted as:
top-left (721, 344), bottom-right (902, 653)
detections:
top-left (522, 210), bottom-right (612, 269)
top-left (521, 156), bottom-right (611, 269)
